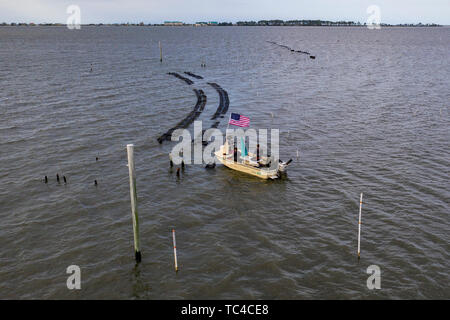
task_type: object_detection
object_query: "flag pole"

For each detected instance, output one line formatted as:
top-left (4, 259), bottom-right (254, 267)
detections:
top-left (225, 112), bottom-right (232, 156)
top-left (226, 112), bottom-right (231, 134)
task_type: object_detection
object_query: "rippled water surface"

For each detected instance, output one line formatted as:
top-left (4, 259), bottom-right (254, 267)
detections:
top-left (0, 26), bottom-right (449, 299)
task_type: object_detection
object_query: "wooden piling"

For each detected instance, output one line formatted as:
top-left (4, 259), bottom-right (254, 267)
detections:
top-left (172, 229), bottom-right (178, 272)
top-left (357, 193), bottom-right (363, 259)
top-left (127, 144), bottom-right (141, 262)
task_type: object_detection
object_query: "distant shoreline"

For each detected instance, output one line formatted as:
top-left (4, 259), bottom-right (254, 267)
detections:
top-left (0, 24), bottom-right (443, 28)
top-left (0, 20), bottom-right (443, 28)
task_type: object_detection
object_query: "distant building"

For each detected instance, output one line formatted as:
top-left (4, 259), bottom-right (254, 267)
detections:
top-left (164, 21), bottom-right (183, 26)
top-left (194, 21), bottom-right (218, 26)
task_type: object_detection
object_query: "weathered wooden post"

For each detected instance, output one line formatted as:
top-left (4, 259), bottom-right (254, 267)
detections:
top-left (357, 193), bottom-right (363, 259)
top-left (172, 229), bottom-right (178, 272)
top-left (127, 144), bottom-right (141, 262)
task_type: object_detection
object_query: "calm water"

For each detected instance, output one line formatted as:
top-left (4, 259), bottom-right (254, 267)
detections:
top-left (0, 26), bottom-right (449, 299)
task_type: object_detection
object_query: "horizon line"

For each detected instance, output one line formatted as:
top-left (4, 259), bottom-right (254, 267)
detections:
top-left (1, 21), bottom-right (444, 27)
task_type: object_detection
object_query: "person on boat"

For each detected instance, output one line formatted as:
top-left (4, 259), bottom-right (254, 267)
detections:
top-left (233, 142), bottom-right (237, 162)
top-left (256, 144), bottom-right (260, 162)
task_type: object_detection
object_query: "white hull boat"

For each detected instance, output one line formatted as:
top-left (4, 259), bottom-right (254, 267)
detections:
top-left (214, 143), bottom-right (292, 180)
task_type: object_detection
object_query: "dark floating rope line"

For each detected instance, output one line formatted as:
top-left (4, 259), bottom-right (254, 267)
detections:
top-left (267, 41), bottom-right (315, 58)
top-left (160, 75), bottom-right (230, 146)
top-left (222, 90), bottom-right (229, 114)
top-left (184, 71), bottom-right (203, 79)
top-left (189, 82), bottom-right (230, 147)
top-left (207, 82), bottom-right (229, 120)
top-left (211, 121), bottom-right (220, 128)
top-left (157, 89), bottom-right (207, 144)
top-left (167, 72), bottom-right (194, 85)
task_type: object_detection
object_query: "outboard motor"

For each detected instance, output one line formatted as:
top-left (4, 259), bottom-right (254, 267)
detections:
top-left (278, 159), bottom-right (292, 173)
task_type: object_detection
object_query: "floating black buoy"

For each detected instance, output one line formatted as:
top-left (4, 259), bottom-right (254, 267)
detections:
top-left (56, 173), bottom-right (60, 183)
top-left (94, 179), bottom-right (98, 186)
top-left (310, 55), bottom-right (316, 59)
top-left (44, 176), bottom-right (48, 183)
top-left (63, 176), bottom-right (67, 184)
top-left (205, 163), bottom-right (216, 169)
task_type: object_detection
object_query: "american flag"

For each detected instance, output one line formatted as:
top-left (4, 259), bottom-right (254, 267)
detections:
top-left (229, 113), bottom-right (250, 127)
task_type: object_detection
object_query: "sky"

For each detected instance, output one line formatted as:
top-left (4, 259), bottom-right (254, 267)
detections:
top-left (0, 0), bottom-right (449, 25)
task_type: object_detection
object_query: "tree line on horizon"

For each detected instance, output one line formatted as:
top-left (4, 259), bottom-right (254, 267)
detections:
top-left (0, 20), bottom-right (442, 27)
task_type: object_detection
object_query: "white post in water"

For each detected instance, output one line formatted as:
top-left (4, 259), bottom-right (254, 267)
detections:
top-left (159, 41), bottom-right (162, 62)
top-left (127, 144), bottom-right (141, 262)
top-left (172, 229), bottom-right (178, 272)
top-left (357, 192), bottom-right (363, 259)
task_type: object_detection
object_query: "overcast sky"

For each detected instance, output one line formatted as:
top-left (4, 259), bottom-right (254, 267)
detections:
top-left (1, 0), bottom-right (449, 24)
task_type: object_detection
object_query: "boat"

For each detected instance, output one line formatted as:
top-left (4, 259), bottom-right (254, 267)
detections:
top-left (214, 138), bottom-right (292, 180)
